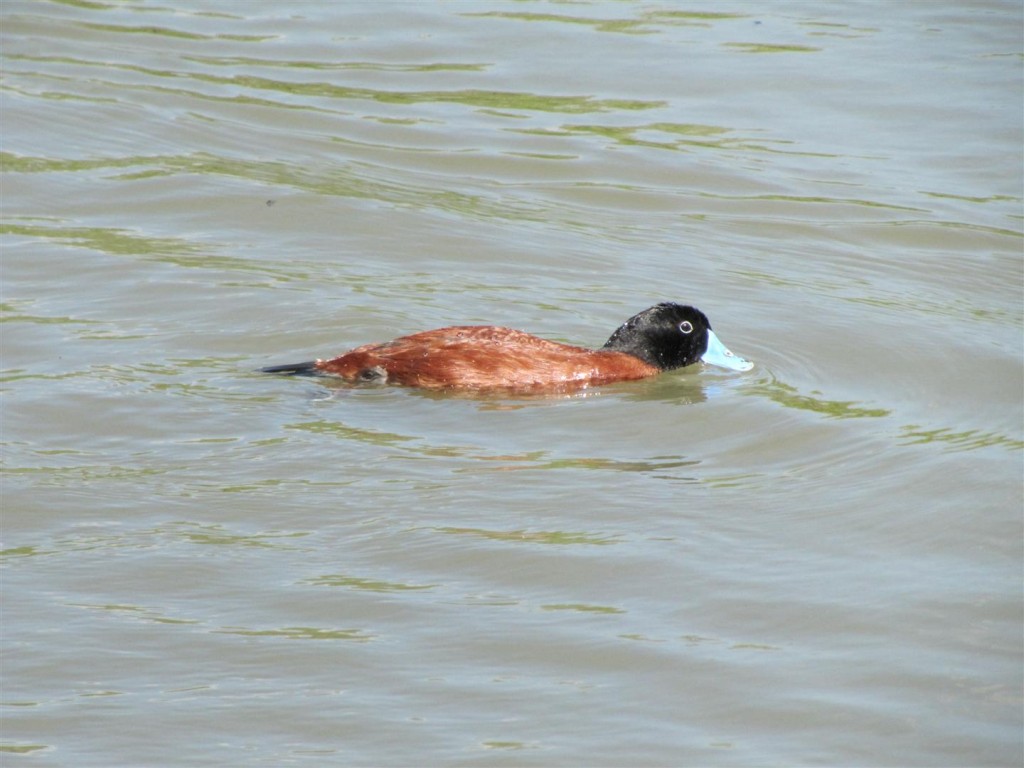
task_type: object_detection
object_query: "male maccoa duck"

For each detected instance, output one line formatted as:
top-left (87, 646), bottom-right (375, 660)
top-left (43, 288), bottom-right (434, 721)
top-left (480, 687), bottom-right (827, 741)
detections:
top-left (262, 302), bottom-right (753, 392)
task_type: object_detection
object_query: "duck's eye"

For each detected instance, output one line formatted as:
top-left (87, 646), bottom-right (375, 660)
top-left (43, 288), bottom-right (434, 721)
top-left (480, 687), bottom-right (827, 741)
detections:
top-left (678, 321), bottom-right (693, 335)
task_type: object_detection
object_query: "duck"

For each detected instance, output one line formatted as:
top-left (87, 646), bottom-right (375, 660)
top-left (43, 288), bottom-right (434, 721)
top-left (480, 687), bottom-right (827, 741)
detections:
top-left (261, 302), bottom-right (752, 392)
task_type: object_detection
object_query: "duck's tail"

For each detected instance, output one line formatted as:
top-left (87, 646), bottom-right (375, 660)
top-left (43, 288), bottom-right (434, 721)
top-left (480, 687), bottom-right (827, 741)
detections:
top-left (261, 360), bottom-right (320, 376)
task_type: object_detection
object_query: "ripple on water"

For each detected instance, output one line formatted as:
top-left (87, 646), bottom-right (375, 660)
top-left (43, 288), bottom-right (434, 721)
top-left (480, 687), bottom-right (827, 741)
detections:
top-left (3, 3), bottom-right (1022, 766)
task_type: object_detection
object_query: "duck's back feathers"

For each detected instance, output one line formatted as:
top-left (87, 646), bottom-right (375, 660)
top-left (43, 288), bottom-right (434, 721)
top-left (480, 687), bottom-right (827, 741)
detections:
top-left (316, 326), bottom-right (658, 390)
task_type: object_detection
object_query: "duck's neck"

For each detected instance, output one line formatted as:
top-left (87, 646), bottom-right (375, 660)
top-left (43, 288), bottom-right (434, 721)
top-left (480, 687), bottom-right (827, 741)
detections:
top-left (601, 329), bottom-right (664, 369)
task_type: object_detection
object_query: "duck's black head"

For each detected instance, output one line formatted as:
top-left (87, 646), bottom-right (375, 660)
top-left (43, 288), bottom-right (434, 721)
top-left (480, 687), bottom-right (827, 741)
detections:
top-left (601, 303), bottom-right (752, 372)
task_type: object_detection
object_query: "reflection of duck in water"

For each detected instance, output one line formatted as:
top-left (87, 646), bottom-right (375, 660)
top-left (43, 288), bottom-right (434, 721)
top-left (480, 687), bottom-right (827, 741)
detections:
top-left (262, 302), bottom-right (752, 393)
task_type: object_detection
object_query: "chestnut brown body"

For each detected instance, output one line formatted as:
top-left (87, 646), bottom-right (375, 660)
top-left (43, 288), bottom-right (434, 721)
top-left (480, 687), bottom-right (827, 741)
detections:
top-left (315, 325), bottom-right (659, 390)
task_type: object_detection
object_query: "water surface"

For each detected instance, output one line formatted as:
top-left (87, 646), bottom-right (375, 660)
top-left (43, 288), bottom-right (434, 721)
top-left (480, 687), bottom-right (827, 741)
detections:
top-left (2, 2), bottom-right (1022, 766)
